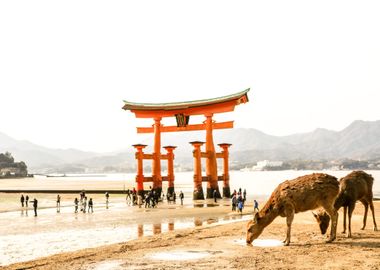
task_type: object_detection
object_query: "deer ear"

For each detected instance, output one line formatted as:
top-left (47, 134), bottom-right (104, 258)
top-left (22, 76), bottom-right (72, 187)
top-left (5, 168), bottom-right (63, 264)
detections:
top-left (312, 212), bottom-right (317, 218)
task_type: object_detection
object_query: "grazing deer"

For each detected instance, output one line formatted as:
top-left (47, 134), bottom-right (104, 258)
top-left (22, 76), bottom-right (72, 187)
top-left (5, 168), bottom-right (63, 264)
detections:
top-left (246, 173), bottom-right (339, 246)
top-left (314, 171), bottom-right (378, 238)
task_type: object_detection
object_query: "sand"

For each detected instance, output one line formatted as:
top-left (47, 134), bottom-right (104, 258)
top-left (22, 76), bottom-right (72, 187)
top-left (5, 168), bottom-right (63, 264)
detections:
top-left (3, 201), bottom-right (380, 270)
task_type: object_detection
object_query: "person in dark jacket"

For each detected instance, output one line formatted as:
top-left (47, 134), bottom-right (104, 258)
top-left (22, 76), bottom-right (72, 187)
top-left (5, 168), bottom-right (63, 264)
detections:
top-left (33, 198), bottom-right (38, 216)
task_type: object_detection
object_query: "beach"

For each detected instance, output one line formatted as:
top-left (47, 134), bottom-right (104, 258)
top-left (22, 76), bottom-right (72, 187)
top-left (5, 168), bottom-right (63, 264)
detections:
top-left (1, 172), bottom-right (380, 269)
top-left (2, 201), bottom-right (379, 270)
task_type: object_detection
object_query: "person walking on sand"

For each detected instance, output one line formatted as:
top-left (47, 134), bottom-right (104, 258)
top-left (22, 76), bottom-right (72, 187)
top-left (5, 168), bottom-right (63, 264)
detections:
top-left (25, 195), bottom-right (29, 207)
top-left (213, 190), bottom-right (217, 203)
top-left (56, 194), bottom-right (61, 212)
top-left (20, 194), bottom-right (25, 207)
top-left (238, 199), bottom-right (243, 214)
top-left (74, 198), bottom-right (79, 213)
top-left (254, 199), bottom-right (259, 212)
top-left (33, 198), bottom-right (38, 216)
top-left (231, 194), bottom-right (237, 211)
top-left (88, 198), bottom-right (94, 213)
top-left (179, 191), bottom-right (184, 205)
top-left (243, 189), bottom-right (247, 202)
top-left (83, 196), bottom-right (87, 213)
top-left (105, 192), bottom-right (109, 208)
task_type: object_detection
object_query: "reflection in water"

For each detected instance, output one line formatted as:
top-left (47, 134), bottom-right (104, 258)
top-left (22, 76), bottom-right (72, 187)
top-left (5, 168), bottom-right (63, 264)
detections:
top-left (153, 224), bottom-right (161, 235)
top-left (168, 222), bottom-right (174, 231)
top-left (138, 224), bottom-right (144, 238)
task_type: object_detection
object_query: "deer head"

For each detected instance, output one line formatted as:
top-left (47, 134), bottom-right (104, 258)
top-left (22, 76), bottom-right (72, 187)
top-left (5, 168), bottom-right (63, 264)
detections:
top-left (246, 213), bottom-right (265, 244)
top-left (312, 210), bottom-right (331, 235)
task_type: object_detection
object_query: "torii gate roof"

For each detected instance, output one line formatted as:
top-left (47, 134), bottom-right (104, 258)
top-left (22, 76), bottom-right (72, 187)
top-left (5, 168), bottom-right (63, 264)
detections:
top-left (122, 88), bottom-right (250, 118)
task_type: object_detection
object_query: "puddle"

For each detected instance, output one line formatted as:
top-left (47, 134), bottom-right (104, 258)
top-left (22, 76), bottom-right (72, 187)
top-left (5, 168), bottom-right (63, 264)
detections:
top-left (89, 260), bottom-right (123, 270)
top-left (233, 238), bottom-right (284, 247)
top-left (148, 251), bottom-right (210, 261)
top-left (252, 239), bottom-right (284, 247)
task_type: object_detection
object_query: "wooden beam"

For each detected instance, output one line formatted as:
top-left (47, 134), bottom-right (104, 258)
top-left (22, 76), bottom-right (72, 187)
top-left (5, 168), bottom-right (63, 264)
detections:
top-left (131, 100), bottom-right (237, 118)
top-left (201, 176), bottom-right (225, 182)
top-left (215, 153), bottom-right (224, 159)
top-left (137, 121), bottom-right (234, 134)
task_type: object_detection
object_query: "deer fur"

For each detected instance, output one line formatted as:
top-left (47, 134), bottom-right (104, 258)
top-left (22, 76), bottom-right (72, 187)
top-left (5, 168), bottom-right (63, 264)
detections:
top-left (246, 173), bottom-right (339, 246)
top-left (314, 171), bottom-right (378, 238)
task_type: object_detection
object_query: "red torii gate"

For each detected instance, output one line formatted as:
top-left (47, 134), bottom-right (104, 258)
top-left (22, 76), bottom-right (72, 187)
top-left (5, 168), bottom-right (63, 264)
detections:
top-left (122, 88), bottom-right (250, 199)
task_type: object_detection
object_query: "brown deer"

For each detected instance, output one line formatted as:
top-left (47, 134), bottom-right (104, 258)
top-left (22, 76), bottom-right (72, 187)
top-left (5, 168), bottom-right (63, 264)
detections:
top-left (246, 173), bottom-right (339, 246)
top-left (314, 171), bottom-right (378, 238)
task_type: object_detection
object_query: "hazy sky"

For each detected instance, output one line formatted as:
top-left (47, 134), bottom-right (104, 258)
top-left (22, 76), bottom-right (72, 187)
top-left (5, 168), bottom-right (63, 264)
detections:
top-left (1, 1), bottom-right (379, 152)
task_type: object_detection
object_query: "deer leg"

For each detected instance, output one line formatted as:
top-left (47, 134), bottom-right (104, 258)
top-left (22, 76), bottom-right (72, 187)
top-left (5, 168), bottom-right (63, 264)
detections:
top-left (369, 201), bottom-right (378, 231)
top-left (342, 206), bottom-right (347, 234)
top-left (360, 200), bottom-right (369, 230)
top-left (283, 209), bottom-right (294, 246)
top-left (347, 202), bottom-right (355, 238)
top-left (324, 205), bottom-right (338, 243)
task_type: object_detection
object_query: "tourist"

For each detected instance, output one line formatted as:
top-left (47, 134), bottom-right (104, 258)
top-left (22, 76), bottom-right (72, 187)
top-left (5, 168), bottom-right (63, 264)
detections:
top-left (25, 195), bottom-right (29, 207)
top-left (74, 198), bottom-right (79, 213)
top-left (137, 194), bottom-right (142, 208)
top-left (254, 199), bottom-right (259, 212)
top-left (83, 196), bottom-right (87, 213)
top-left (243, 189), bottom-right (247, 202)
top-left (145, 193), bottom-right (150, 208)
top-left (126, 189), bottom-right (131, 204)
top-left (88, 198), bottom-right (93, 213)
top-left (173, 192), bottom-right (176, 204)
top-left (179, 191), bottom-right (184, 205)
top-left (238, 199), bottom-right (244, 214)
top-left (33, 198), bottom-right (38, 216)
top-left (231, 194), bottom-right (237, 211)
top-left (56, 194), bottom-right (61, 212)
top-left (20, 194), bottom-right (25, 207)
top-left (213, 190), bottom-right (217, 203)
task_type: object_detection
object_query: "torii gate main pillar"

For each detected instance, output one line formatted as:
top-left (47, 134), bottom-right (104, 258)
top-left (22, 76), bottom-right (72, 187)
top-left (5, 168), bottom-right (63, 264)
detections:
top-left (204, 114), bottom-right (220, 199)
top-left (152, 117), bottom-right (162, 195)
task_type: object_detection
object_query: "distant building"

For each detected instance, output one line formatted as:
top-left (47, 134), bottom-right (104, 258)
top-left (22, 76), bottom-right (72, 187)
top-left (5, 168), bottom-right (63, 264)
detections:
top-left (252, 160), bottom-right (283, 171)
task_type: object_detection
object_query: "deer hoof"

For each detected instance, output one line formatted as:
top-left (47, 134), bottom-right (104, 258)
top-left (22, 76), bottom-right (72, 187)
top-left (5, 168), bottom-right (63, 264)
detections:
top-left (374, 227), bottom-right (378, 231)
top-left (360, 227), bottom-right (365, 230)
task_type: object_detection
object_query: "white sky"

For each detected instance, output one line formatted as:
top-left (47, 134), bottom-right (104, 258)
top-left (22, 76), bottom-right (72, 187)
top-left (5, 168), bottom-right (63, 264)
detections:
top-left (1, 1), bottom-right (379, 152)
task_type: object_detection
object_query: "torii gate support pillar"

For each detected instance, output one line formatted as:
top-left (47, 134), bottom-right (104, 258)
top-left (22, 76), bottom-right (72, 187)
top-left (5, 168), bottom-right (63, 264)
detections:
top-left (218, 143), bottom-right (232, 198)
top-left (133, 144), bottom-right (147, 197)
top-left (190, 141), bottom-right (205, 200)
top-left (164, 146), bottom-right (176, 196)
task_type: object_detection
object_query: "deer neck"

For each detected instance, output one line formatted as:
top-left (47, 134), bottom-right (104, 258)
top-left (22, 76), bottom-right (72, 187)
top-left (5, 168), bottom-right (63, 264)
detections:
top-left (258, 204), bottom-right (280, 227)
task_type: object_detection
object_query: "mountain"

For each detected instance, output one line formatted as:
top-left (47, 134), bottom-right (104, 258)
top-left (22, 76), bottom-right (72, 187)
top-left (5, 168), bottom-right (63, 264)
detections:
top-left (1, 120), bottom-right (380, 173)
top-left (0, 132), bottom-right (98, 169)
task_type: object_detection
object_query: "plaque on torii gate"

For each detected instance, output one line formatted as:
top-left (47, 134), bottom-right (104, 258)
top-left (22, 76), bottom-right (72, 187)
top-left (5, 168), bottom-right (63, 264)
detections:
top-left (122, 88), bottom-right (250, 199)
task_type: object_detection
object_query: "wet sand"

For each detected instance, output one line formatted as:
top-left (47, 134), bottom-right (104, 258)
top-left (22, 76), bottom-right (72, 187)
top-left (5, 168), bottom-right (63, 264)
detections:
top-left (4, 201), bottom-right (380, 270)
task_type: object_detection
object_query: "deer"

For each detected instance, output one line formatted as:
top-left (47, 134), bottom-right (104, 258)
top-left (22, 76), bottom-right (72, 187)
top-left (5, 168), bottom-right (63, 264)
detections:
top-left (314, 170), bottom-right (378, 238)
top-left (246, 173), bottom-right (339, 246)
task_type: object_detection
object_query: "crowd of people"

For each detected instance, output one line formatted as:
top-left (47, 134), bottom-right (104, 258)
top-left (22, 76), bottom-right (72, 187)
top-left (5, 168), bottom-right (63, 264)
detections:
top-left (19, 187), bottom-right (258, 217)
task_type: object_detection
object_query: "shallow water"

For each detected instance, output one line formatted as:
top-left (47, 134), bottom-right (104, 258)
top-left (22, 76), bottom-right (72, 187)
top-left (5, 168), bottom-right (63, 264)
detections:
top-left (0, 204), bottom-right (246, 266)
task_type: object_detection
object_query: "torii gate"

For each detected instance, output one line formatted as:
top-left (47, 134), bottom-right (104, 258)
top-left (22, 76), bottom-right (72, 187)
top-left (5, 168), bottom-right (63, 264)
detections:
top-left (122, 88), bottom-right (249, 199)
